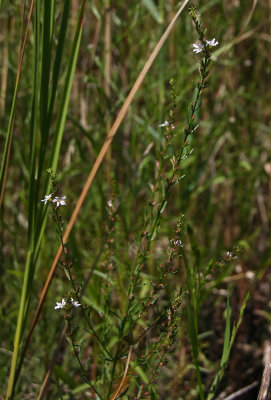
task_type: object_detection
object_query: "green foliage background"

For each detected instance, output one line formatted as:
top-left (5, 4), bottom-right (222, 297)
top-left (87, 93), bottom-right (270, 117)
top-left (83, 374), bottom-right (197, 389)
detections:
top-left (0, 0), bottom-right (270, 399)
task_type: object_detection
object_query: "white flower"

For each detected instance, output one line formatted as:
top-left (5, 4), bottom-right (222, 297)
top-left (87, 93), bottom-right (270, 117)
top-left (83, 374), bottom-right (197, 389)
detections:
top-left (159, 120), bottom-right (169, 127)
top-left (193, 42), bottom-right (204, 53)
top-left (174, 239), bottom-right (183, 247)
top-left (226, 251), bottom-right (232, 257)
top-left (55, 298), bottom-right (66, 309)
top-left (206, 38), bottom-right (219, 47)
top-left (246, 271), bottom-right (255, 280)
top-left (159, 120), bottom-right (175, 130)
top-left (193, 39), bottom-right (218, 54)
top-left (107, 200), bottom-right (113, 208)
top-left (71, 297), bottom-right (81, 308)
top-left (53, 196), bottom-right (66, 207)
top-left (41, 194), bottom-right (52, 204)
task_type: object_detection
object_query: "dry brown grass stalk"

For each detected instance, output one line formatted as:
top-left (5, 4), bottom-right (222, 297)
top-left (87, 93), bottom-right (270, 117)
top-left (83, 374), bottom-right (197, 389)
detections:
top-left (257, 363), bottom-right (271, 400)
top-left (110, 345), bottom-right (133, 400)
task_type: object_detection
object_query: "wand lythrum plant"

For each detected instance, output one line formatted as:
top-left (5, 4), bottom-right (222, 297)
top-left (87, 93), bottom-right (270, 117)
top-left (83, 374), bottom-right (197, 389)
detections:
top-left (3, 4), bottom-right (252, 399)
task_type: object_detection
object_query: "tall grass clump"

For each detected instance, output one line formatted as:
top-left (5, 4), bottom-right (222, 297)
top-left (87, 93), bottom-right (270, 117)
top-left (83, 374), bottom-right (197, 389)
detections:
top-left (1, 1), bottom-right (270, 399)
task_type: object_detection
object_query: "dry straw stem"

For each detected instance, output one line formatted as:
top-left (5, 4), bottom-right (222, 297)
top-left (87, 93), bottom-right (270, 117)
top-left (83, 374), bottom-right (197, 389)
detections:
top-left (257, 363), bottom-right (271, 400)
top-left (242, 0), bottom-right (258, 32)
top-left (221, 381), bottom-right (259, 400)
top-left (22, 0), bottom-right (190, 368)
top-left (110, 345), bottom-right (133, 400)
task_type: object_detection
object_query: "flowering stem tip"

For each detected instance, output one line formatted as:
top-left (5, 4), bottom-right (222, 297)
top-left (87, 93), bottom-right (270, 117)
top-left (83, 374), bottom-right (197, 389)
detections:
top-left (192, 38), bottom-right (219, 53)
top-left (41, 194), bottom-right (66, 207)
top-left (55, 297), bottom-right (81, 310)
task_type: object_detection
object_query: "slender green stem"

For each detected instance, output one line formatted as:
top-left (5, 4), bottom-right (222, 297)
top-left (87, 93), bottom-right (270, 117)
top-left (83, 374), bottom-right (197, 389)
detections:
top-left (66, 318), bottom-right (104, 400)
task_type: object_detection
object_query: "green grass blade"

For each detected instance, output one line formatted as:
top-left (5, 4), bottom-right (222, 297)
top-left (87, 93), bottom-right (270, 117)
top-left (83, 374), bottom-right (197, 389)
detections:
top-left (6, 2), bottom-right (85, 394)
top-left (38, 0), bottom-right (70, 181)
top-left (0, 0), bottom-right (35, 207)
top-left (27, 0), bottom-right (41, 245)
top-left (207, 291), bottom-right (250, 400)
top-left (34, 0), bottom-right (85, 262)
top-left (6, 2), bottom-right (42, 396)
top-left (48, 0), bottom-right (71, 125)
top-left (40, 1), bottom-right (54, 134)
top-left (220, 288), bottom-right (231, 366)
top-left (229, 291), bottom-right (250, 348)
top-left (49, 0), bottom-right (86, 174)
top-left (185, 293), bottom-right (205, 400)
top-left (6, 251), bottom-right (33, 400)
top-left (9, 3), bottom-right (87, 391)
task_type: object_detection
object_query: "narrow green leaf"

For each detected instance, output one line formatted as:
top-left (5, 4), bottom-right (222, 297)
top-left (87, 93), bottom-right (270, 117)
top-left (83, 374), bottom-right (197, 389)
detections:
top-left (220, 289), bottom-right (231, 366)
top-left (160, 200), bottom-right (167, 213)
top-left (141, 0), bottom-right (162, 23)
top-left (54, 365), bottom-right (77, 389)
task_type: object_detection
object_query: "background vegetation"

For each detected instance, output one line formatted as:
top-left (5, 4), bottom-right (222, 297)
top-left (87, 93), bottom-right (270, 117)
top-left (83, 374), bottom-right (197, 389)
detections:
top-left (0, 0), bottom-right (270, 399)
